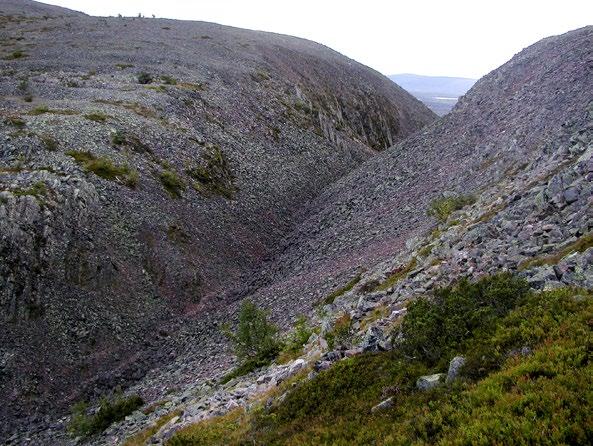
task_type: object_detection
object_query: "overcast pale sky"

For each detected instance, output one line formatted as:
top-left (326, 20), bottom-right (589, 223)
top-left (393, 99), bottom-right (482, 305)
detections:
top-left (42, 0), bottom-right (592, 79)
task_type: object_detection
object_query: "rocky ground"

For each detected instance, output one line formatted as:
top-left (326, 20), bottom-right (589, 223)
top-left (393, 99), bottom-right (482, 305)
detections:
top-left (31, 100), bottom-right (592, 445)
top-left (1, 1), bottom-right (592, 444)
top-left (0, 0), bottom-right (435, 440)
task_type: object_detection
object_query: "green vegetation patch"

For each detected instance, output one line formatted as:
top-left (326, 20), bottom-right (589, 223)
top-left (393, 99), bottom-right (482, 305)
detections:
top-left (66, 150), bottom-right (138, 187)
top-left (4, 115), bottom-right (26, 128)
top-left (123, 410), bottom-right (181, 446)
top-left (3, 50), bottom-right (27, 60)
top-left (168, 276), bottom-right (593, 446)
top-left (69, 394), bottom-right (144, 438)
top-left (12, 181), bottom-right (48, 199)
top-left (187, 145), bottom-right (237, 199)
top-left (28, 105), bottom-right (78, 116)
top-left (428, 194), bottom-right (475, 222)
top-left (221, 299), bottom-right (283, 384)
top-left (137, 71), bottom-right (153, 84)
top-left (518, 231), bottom-right (593, 271)
top-left (374, 257), bottom-right (418, 291)
top-left (159, 169), bottom-right (186, 198)
top-left (161, 75), bottom-right (177, 85)
top-left (84, 111), bottom-right (110, 123)
top-left (322, 274), bottom-right (362, 305)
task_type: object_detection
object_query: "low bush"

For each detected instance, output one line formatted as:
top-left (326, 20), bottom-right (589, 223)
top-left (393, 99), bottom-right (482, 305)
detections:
top-left (325, 313), bottom-right (352, 350)
top-left (168, 278), bottom-right (593, 446)
top-left (4, 50), bottom-right (27, 60)
top-left (427, 194), bottom-right (475, 222)
top-left (13, 181), bottom-right (47, 198)
top-left (400, 272), bottom-right (529, 367)
top-left (69, 394), bottom-right (144, 437)
top-left (39, 134), bottom-right (58, 151)
top-left (4, 116), bottom-right (26, 128)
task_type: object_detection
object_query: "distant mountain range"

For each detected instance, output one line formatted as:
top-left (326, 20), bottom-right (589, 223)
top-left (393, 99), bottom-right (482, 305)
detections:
top-left (389, 73), bottom-right (476, 115)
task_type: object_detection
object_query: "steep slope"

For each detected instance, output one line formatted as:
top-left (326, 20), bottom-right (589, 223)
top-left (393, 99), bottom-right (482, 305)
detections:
top-left (93, 27), bottom-right (593, 445)
top-left (60, 26), bottom-right (593, 446)
top-left (244, 26), bottom-right (593, 330)
top-left (0, 1), bottom-right (435, 439)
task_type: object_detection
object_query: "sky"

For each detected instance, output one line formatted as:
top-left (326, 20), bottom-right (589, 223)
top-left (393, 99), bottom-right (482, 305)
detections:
top-left (41, 0), bottom-right (593, 79)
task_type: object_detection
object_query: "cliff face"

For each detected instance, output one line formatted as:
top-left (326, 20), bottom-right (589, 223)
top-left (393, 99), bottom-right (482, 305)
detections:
top-left (0, 0), bottom-right (435, 437)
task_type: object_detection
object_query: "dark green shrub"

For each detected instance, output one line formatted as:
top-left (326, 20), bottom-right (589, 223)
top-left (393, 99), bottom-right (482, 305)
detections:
top-left (223, 299), bottom-right (281, 364)
top-left (427, 194), bottom-right (475, 222)
top-left (167, 281), bottom-right (593, 446)
top-left (137, 71), bottom-right (153, 84)
top-left (159, 170), bottom-right (186, 198)
top-left (69, 394), bottom-right (144, 437)
top-left (400, 273), bottom-right (529, 366)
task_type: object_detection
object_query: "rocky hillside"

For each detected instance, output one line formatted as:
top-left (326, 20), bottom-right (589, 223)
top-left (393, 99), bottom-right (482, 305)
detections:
top-left (2, 1), bottom-right (593, 444)
top-left (0, 0), bottom-right (436, 440)
top-left (81, 25), bottom-right (593, 446)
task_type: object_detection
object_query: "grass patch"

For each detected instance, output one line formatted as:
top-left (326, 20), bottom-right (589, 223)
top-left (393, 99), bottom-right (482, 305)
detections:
top-left (69, 394), bottom-right (143, 438)
top-left (159, 169), bottom-right (186, 198)
top-left (187, 145), bottom-right (237, 199)
top-left (325, 313), bottom-right (352, 350)
top-left (110, 130), bottom-right (150, 153)
top-left (84, 111), bottom-right (109, 122)
top-left (167, 277), bottom-right (593, 446)
top-left (66, 150), bottom-right (139, 187)
top-left (518, 232), bottom-right (593, 271)
top-left (161, 75), bottom-right (177, 85)
top-left (428, 194), bottom-right (475, 222)
top-left (28, 105), bottom-right (78, 116)
top-left (322, 274), bottom-right (362, 305)
top-left (94, 99), bottom-right (157, 119)
top-left (277, 316), bottom-right (313, 364)
top-left (123, 410), bottom-right (181, 446)
top-left (3, 50), bottom-right (27, 60)
top-left (13, 181), bottom-right (47, 198)
top-left (374, 257), bottom-right (418, 291)
top-left (4, 116), bottom-right (26, 128)
top-left (39, 133), bottom-right (58, 150)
